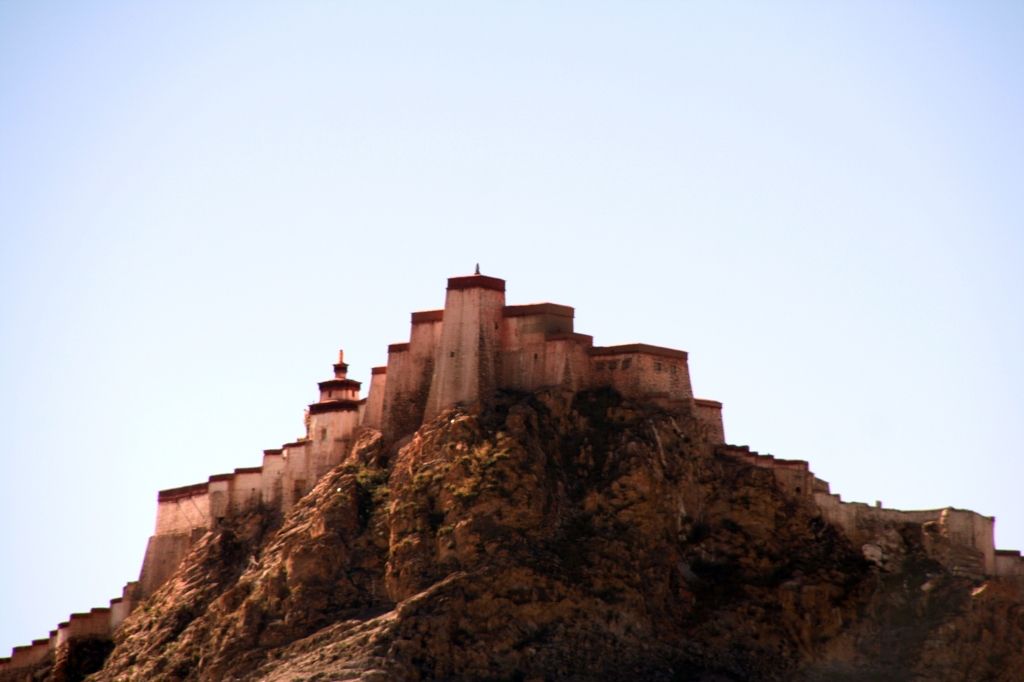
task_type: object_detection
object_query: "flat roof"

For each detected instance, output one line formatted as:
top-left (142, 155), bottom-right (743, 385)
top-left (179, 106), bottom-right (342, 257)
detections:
top-left (546, 332), bottom-right (593, 345)
top-left (589, 343), bottom-right (688, 360)
top-left (503, 303), bottom-right (574, 318)
top-left (157, 482), bottom-right (209, 501)
top-left (447, 274), bottom-right (506, 292)
top-left (411, 309), bottom-right (444, 323)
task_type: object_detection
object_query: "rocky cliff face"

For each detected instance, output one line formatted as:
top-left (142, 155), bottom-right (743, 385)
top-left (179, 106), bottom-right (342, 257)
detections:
top-left (22, 389), bottom-right (1024, 681)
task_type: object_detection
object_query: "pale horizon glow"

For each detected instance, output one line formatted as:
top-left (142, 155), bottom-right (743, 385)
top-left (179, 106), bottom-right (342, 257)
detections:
top-left (1, 2), bottom-right (1022, 654)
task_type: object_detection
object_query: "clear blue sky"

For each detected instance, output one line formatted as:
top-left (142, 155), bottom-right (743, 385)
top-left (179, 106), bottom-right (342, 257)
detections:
top-left (1, 2), bottom-right (1022, 654)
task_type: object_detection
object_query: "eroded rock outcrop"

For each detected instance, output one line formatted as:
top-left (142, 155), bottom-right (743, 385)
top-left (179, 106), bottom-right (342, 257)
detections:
top-left (65, 389), bottom-right (1024, 680)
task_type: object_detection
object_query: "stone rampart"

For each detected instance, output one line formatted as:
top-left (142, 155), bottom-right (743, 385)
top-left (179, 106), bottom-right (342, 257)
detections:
top-left (589, 344), bottom-right (693, 402)
top-left (362, 367), bottom-right (387, 430)
top-left (719, 445), bottom-right (813, 498)
top-left (382, 311), bottom-right (442, 440)
top-left (424, 278), bottom-right (506, 422)
top-left (8, 272), bottom-right (1020, 674)
top-left (8, 640), bottom-right (48, 669)
top-left (154, 482), bottom-right (212, 534)
top-left (717, 443), bottom-right (1022, 578)
top-left (260, 449), bottom-right (285, 508)
top-left (307, 401), bottom-right (360, 480)
top-left (0, 581), bottom-right (137, 676)
top-left (693, 398), bottom-right (725, 444)
top-left (995, 549), bottom-right (1024, 576)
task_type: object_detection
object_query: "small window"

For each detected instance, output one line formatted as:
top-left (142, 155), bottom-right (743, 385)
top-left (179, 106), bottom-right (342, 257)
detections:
top-left (608, 360), bottom-right (619, 370)
top-left (621, 358), bottom-right (631, 370)
top-left (450, 351), bottom-right (456, 358)
top-left (328, 390), bottom-right (333, 398)
top-left (655, 362), bottom-right (663, 372)
top-left (533, 353), bottom-right (539, 360)
top-left (596, 361), bottom-right (606, 370)
top-left (320, 427), bottom-right (327, 442)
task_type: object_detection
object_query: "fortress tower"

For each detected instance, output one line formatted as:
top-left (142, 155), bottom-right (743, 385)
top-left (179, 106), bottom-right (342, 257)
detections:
top-left (423, 273), bottom-right (507, 422)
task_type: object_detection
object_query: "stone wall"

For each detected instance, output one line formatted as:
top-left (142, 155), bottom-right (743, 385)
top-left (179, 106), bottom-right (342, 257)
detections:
top-left (8, 272), bottom-right (1020, 675)
top-left (719, 445), bottom-right (814, 498)
top-left (154, 483), bottom-right (211, 535)
top-left (718, 444), bottom-right (1017, 579)
top-left (0, 582), bottom-right (136, 678)
top-left (499, 304), bottom-right (574, 391)
top-left (995, 550), bottom-right (1024, 576)
top-left (423, 276), bottom-right (506, 422)
top-left (382, 311), bottom-right (442, 440)
top-left (362, 367), bottom-right (387, 430)
top-left (589, 344), bottom-right (693, 402)
top-left (694, 398), bottom-right (725, 444)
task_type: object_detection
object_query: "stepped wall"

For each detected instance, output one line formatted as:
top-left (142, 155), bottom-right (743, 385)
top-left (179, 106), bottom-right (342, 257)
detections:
top-left (589, 344), bottom-right (692, 402)
top-left (9, 272), bottom-right (1022, 673)
top-left (694, 398), bottom-right (725, 444)
top-left (362, 367), bottom-right (387, 430)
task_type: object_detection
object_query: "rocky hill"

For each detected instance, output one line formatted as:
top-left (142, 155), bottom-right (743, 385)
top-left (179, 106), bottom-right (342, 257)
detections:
top-left (7, 388), bottom-right (1024, 681)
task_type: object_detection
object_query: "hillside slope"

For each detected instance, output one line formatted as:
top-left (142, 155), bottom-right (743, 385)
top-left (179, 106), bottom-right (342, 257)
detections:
top-left (20, 389), bottom-right (1024, 680)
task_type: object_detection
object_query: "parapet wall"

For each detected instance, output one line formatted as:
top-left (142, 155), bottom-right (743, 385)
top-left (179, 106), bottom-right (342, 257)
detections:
top-left (719, 445), bottom-right (813, 498)
top-left (693, 399), bottom-right (725, 444)
top-left (995, 550), bottom-right (1024, 576)
top-left (155, 482), bottom-right (211, 534)
top-left (0, 582), bottom-right (137, 676)
top-left (718, 444), bottom-right (1020, 579)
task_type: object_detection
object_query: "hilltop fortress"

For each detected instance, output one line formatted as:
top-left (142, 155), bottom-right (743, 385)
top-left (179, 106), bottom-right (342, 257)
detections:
top-left (3, 272), bottom-right (1022, 675)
